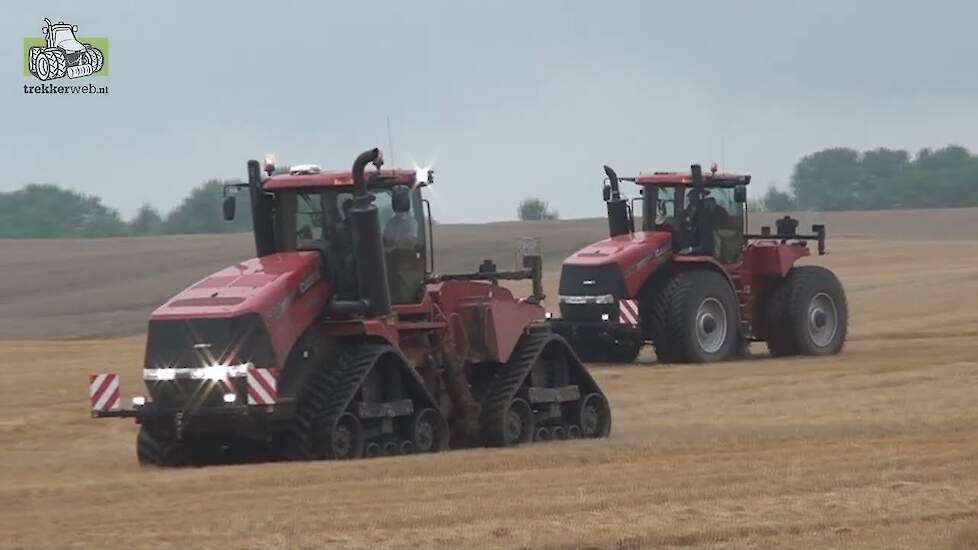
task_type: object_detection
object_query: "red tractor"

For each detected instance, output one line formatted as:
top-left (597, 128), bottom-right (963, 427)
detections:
top-left (550, 163), bottom-right (847, 364)
top-left (90, 148), bottom-right (609, 466)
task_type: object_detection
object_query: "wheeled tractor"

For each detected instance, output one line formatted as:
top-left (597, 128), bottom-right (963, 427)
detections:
top-left (551, 163), bottom-right (847, 364)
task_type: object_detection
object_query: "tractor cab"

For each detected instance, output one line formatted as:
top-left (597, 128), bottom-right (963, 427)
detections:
top-left (44, 23), bottom-right (85, 52)
top-left (223, 157), bottom-right (434, 306)
top-left (628, 164), bottom-right (750, 264)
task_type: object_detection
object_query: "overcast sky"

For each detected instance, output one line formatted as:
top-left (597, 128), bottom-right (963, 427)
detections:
top-left (3, 1), bottom-right (977, 222)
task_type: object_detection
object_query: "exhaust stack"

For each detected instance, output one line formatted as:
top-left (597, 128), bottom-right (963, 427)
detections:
top-left (247, 159), bottom-right (275, 257)
top-left (603, 165), bottom-right (631, 238)
top-left (349, 148), bottom-right (392, 317)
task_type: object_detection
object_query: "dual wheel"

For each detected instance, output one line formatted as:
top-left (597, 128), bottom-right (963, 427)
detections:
top-left (648, 266), bottom-right (847, 363)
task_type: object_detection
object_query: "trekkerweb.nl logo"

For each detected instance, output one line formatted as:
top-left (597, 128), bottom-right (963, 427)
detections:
top-left (23, 18), bottom-right (108, 95)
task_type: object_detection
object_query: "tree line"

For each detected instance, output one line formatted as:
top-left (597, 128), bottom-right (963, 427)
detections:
top-left (2, 144), bottom-right (976, 237)
top-left (0, 180), bottom-right (251, 238)
top-left (759, 144), bottom-right (978, 212)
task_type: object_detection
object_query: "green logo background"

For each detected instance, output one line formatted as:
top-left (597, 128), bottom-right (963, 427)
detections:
top-left (23, 37), bottom-right (109, 76)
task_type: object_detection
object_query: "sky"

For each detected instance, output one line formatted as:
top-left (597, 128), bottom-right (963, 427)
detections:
top-left (3, 0), bottom-right (977, 223)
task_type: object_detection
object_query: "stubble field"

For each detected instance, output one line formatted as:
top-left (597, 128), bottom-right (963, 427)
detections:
top-left (1, 209), bottom-right (977, 549)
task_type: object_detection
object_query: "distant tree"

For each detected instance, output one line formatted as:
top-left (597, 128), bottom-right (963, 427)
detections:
top-left (746, 198), bottom-right (766, 213)
top-left (789, 144), bottom-right (978, 211)
top-left (164, 179), bottom-right (251, 234)
top-left (0, 184), bottom-right (126, 238)
top-left (790, 148), bottom-right (862, 210)
top-left (517, 197), bottom-right (559, 221)
top-left (129, 204), bottom-right (164, 236)
top-left (762, 187), bottom-right (799, 212)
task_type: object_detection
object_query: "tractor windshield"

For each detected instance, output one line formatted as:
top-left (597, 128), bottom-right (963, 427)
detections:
top-left (273, 188), bottom-right (424, 254)
top-left (51, 28), bottom-right (81, 49)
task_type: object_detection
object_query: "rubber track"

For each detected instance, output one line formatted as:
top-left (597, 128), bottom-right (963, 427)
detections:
top-left (480, 328), bottom-right (605, 445)
top-left (285, 344), bottom-right (441, 460)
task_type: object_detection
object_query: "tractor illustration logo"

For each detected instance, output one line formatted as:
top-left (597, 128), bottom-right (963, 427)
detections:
top-left (27, 19), bottom-right (105, 81)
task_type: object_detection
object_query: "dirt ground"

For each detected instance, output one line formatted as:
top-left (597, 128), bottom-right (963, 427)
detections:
top-left (1, 210), bottom-right (977, 549)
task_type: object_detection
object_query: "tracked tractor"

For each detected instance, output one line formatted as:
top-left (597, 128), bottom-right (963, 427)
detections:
top-left (28, 19), bottom-right (104, 81)
top-left (550, 163), bottom-right (847, 364)
top-left (90, 148), bottom-right (609, 466)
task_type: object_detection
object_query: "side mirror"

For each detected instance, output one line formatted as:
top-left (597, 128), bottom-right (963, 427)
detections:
top-left (734, 185), bottom-right (747, 204)
top-left (602, 184), bottom-right (611, 202)
top-left (222, 195), bottom-right (236, 221)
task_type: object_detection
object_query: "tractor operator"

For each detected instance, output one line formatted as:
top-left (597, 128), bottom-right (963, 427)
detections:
top-left (383, 185), bottom-right (423, 303)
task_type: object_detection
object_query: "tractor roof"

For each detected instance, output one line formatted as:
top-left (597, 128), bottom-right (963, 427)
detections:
top-left (629, 172), bottom-right (751, 187)
top-left (263, 169), bottom-right (418, 191)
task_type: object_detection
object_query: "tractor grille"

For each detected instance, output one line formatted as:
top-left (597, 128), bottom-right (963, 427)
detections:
top-left (558, 264), bottom-right (626, 321)
top-left (143, 315), bottom-right (275, 408)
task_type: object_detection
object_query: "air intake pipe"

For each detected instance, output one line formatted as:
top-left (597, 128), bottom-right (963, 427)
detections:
top-left (603, 165), bottom-right (631, 237)
top-left (247, 159), bottom-right (275, 257)
top-left (349, 148), bottom-right (392, 317)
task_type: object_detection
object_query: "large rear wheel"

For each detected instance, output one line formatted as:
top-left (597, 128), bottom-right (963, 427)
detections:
top-left (649, 270), bottom-right (739, 363)
top-left (765, 266), bottom-right (847, 357)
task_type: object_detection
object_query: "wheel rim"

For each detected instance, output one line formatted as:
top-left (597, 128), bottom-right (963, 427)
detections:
top-left (579, 393), bottom-right (610, 438)
top-left (413, 409), bottom-right (436, 452)
top-left (330, 413), bottom-right (362, 459)
top-left (551, 426), bottom-right (566, 440)
top-left (695, 297), bottom-right (728, 354)
top-left (37, 56), bottom-right (49, 78)
top-left (808, 292), bottom-right (839, 348)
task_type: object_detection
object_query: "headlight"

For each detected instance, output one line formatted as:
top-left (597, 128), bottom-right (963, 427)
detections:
top-left (558, 294), bottom-right (615, 305)
top-left (226, 363), bottom-right (253, 377)
top-left (132, 396), bottom-right (146, 407)
top-left (601, 313), bottom-right (610, 321)
top-left (222, 393), bottom-right (237, 404)
top-left (143, 368), bottom-right (176, 381)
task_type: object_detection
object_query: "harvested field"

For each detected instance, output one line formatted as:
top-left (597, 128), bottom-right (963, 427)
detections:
top-left (1, 209), bottom-right (977, 549)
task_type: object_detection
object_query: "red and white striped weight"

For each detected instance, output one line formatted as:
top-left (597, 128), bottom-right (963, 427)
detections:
top-left (89, 373), bottom-right (121, 412)
top-left (247, 368), bottom-right (278, 405)
top-left (618, 299), bottom-right (640, 325)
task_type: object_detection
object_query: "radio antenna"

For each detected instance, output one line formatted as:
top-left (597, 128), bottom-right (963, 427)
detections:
top-left (386, 114), bottom-right (395, 172)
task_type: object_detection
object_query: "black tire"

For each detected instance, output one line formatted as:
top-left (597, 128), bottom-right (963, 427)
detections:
top-left (765, 266), bottom-right (847, 357)
top-left (84, 46), bottom-right (104, 72)
top-left (605, 336), bottom-right (642, 363)
top-left (649, 269), bottom-right (739, 363)
top-left (45, 49), bottom-right (67, 79)
top-left (136, 425), bottom-right (188, 467)
top-left (576, 393), bottom-right (611, 438)
top-left (485, 397), bottom-right (535, 447)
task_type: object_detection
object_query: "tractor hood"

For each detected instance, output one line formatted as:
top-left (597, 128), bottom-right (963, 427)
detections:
top-left (151, 252), bottom-right (325, 321)
top-left (564, 231), bottom-right (672, 268)
top-left (561, 231), bottom-right (673, 298)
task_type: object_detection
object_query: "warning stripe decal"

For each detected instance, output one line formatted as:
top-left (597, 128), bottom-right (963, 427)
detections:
top-left (618, 299), bottom-right (640, 325)
top-left (88, 373), bottom-right (121, 412)
top-left (247, 368), bottom-right (278, 405)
